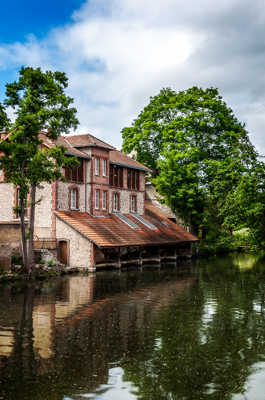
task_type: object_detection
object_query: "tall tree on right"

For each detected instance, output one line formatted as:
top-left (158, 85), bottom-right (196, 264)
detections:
top-left (122, 87), bottom-right (258, 236)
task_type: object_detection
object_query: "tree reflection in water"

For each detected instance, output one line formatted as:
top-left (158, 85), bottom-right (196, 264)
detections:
top-left (1, 257), bottom-right (265, 399)
top-left (122, 256), bottom-right (265, 400)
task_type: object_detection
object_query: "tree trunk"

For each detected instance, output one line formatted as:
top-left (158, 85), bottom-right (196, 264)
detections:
top-left (19, 161), bottom-right (29, 275)
top-left (28, 184), bottom-right (36, 271)
top-left (20, 196), bottom-right (29, 274)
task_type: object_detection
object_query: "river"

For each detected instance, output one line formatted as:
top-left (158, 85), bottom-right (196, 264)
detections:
top-left (1, 254), bottom-right (265, 399)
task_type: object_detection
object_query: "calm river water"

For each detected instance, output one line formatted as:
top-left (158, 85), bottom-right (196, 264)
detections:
top-left (1, 254), bottom-right (265, 399)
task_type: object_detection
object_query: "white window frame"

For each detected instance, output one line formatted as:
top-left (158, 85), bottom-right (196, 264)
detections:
top-left (130, 195), bottom-right (137, 213)
top-left (102, 159), bottom-right (107, 177)
top-left (113, 193), bottom-right (119, 212)
top-left (95, 157), bottom-right (100, 176)
top-left (95, 189), bottom-right (100, 210)
top-left (102, 190), bottom-right (107, 210)
top-left (70, 189), bottom-right (78, 210)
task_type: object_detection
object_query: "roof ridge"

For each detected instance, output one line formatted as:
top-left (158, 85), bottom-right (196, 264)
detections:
top-left (67, 133), bottom-right (116, 150)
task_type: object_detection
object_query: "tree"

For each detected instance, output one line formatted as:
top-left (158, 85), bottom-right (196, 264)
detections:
top-left (122, 87), bottom-right (258, 235)
top-left (220, 162), bottom-right (265, 246)
top-left (0, 67), bottom-right (79, 274)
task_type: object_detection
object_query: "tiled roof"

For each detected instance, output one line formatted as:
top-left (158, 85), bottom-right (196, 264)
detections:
top-left (55, 136), bottom-right (91, 159)
top-left (109, 150), bottom-right (151, 172)
top-left (66, 133), bottom-right (116, 150)
top-left (55, 202), bottom-right (198, 248)
top-left (39, 133), bottom-right (90, 159)
top-left (65, 133), bottom-right (150, 172)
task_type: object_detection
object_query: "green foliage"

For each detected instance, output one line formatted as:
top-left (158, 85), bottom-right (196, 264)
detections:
top-left (122, 86), bottom-right (260, 238)
top-left (0, 66), bottom-right (79, 189)
top-left (0, 67), bottom-right (79, 272)
top-left (11, 254), bottom-right (23, 265)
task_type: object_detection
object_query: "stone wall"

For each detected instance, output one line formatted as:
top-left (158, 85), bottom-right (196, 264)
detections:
top-left (109, 189), bottom-right (145, 215)
top-left (56, 217), bottom-right (93, 269)
top-left (34, 183), bottom-right (53, 238)
top-left (0, 223), bottom-right (21, 271)
top-left (0, 183), bottom-right (14, 221)
top-left (57, 181), bottom-right (86, 212)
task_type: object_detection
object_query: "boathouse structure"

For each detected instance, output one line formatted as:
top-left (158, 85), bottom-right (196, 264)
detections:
top-left (0, 132), bottom-right (198, 270)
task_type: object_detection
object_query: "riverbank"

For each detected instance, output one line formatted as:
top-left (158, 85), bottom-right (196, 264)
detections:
top-left (198, 229), bottom-right (264, 256)
top-left (0, 263), bottom-right (80, 283)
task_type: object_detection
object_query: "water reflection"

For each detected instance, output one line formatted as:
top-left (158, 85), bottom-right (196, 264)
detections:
top-left (1, 256), bottom-right (265, 399)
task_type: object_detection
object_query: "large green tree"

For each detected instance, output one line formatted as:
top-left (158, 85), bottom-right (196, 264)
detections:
top-left (122, 87), bottom-right (258, 235)
top-left (0, 67), bottom-right (79, 273)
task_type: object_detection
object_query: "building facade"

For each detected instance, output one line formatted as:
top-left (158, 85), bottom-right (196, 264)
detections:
top-left (0, 133), bottom-right (198, 270)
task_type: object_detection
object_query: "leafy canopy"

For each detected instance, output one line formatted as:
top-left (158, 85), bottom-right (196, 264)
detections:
top-left (0, 66), bottom-right (79, 191)
top-left (0, 66), bottom-right (79, 271)
top-left (122, 87), bottom-right (258, 234)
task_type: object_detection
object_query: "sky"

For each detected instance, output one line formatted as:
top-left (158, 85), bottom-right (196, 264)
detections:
top-left (0, 0), bottom-right (265, 153)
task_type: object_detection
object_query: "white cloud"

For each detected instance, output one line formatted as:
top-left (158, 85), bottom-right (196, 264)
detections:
top-left (1, 0), bottom-right (265, 152)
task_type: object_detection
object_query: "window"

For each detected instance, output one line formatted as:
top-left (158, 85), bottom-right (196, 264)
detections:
top-left (130, 195), bottom-right (137, 213)
top-left (102, 159), bottom-right (107, 176)
top-left (70, 189), bottom-right (78, 209)
top-left (127, 168), bottom-right (140, 190)
top-left (95, 189), bottom-right (100, 209)
top-left (113, 193), bottom-right (120, 212)
top-left (65, 159), bottom-right (84, 183)
top-left (95, 158), bottom-right (100, 176)
top-left (110, 165), bottom-right (123, 187)
top-left (102, 191), bottom-right (107, 210)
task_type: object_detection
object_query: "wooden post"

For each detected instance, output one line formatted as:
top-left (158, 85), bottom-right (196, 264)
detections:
top-left (116, 247), bottom-right (121, 269)
top-left (139, 247), bottom-right (143, 268)
top-left (174, 248), bottom-right (178, 266)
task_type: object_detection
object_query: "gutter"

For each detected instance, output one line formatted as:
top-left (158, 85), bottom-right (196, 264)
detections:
top-left (65, 151), bottom-right (90, 160)
top-left (109, 161), bottom-right (150, 172)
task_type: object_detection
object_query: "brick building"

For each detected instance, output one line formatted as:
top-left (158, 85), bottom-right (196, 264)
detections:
top-left (0, 132), bottom-right (198, 270)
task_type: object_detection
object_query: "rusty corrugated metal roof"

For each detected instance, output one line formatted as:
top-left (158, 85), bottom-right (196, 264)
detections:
top-left (55, 203), bottom-right (198, 248)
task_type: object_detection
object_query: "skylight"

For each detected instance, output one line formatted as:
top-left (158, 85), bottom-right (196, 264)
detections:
top-left (130, 213), bottom-right (156, 230)
top-left (113, 212), bottom-right (139, 230)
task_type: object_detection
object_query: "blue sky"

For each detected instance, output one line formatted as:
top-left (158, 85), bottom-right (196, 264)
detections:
top-left (0, 0), bottom-right (84, 43)
top-left (1, 0), bottom-right (265, 152)
top-left (0, 0), bottom-right (85, 100)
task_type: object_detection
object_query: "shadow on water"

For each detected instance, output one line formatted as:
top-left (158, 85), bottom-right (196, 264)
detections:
top-left (1, 256), bottom-right (265, 399)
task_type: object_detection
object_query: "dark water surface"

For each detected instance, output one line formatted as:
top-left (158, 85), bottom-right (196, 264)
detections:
top-left (1, 254), bottom-right (265, 399)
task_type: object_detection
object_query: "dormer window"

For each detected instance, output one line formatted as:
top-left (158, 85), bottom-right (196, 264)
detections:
top-left (95, 158), bottom-right (100, 176)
